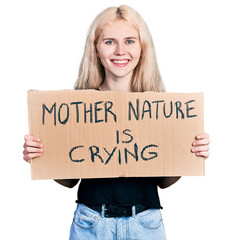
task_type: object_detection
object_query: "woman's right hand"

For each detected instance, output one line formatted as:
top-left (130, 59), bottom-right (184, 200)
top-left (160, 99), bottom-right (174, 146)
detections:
top-left (23, 135), bottom-right (43, 163)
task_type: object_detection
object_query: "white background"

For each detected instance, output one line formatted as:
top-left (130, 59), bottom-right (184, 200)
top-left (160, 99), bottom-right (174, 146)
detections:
top-left (0, 0), bottom-right (232, 239)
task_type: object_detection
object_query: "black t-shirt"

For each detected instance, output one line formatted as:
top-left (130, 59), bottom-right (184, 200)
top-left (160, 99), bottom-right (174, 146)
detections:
top-left (77, 89), bottom-right (162, 209)
top-left (77, 177), bottom-right (162, 209)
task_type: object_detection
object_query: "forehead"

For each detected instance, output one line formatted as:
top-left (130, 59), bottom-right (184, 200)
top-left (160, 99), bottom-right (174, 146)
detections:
top-left (100, 21), bottom-right (139, 38)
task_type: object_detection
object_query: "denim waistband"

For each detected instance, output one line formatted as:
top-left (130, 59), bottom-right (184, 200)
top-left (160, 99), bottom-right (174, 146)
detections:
top-left (87, 204), bottom-right (149, 218)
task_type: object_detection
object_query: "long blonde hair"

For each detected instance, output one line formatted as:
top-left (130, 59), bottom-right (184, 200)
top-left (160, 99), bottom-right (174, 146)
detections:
top-left (74, 5), bottom-right (165, 92)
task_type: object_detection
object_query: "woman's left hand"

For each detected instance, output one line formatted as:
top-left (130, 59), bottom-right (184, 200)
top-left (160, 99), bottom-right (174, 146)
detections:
top-left (191, 133), bottom-right (210, 159)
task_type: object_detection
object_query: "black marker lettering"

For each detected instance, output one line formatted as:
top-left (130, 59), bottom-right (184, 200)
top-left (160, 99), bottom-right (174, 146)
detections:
top-left (104, 147), bottom-right (117, 165)
top-left (175, 101), bottom-right (185, 119)
top-left (94, 101), bottom-right (104, 123)
top-left (58, 103), bottom-right (69, 124)
top-left (124, 143), bottom-right (138, 164)
top-left (163, 101), bottom-right (173, 118)
top-left (105, 101), bottom-right (117, 122)
top-left (122, 129), bottom-right (133, 143)
top-left (71, 101), bottom-right (83, 123)
top-left (84, 103), bottom-right (93, 123)
top-left (69, 145), bottom-right (84, 162)
top-left (141, 144), bottom-right (158, 161)
top-left (185, 100), bottom-right (197, 118)
top-left (141, 100), bottom-right (152, 119)
top-left (118, 149), bottom-right (121, 165)
top-left (89, 146), bottom-right (103, 163)
top-left (42, 103), bottom-right (56, 126)
top-left (152, 100), bottom-right (164, 119)
top-left (128, 99), bottom-right (139, 121)
top-left (116, 130), bottom-right (120, 144)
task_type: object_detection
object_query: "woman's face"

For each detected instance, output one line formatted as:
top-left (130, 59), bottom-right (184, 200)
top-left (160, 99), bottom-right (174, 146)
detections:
top-left (96, 21), bottom-right (141, 82)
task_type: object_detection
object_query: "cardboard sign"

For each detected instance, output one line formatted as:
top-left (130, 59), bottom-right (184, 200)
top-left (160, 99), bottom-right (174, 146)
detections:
top-left (27, 90), bottom-right (204, 180)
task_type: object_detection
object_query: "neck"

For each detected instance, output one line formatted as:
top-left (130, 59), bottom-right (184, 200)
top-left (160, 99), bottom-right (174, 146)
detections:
top-left (99, 75), bottom-right (132, 92)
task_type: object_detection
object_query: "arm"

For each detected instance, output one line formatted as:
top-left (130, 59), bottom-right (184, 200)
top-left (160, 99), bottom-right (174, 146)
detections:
top-left (54, 179), bottom-right (79, 188)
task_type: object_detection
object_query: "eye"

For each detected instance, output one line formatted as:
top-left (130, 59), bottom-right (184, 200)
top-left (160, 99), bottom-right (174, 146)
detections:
top-left (105, 40), bottom-right (115, 45)
top-left (125, 40), bottom-right (134, 44)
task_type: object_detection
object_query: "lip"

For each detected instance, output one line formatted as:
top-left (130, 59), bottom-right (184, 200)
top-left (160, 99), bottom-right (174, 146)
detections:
top-left (111, 59), bottom-right (130, 67)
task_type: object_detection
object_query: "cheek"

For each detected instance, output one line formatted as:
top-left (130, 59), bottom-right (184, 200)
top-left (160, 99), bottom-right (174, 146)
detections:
top-left (131, 51), bottom-right (141, 65)
top-left (97, 52), bottom-right (110, 69)
top-left (97, 48), bottom-right (111, 62)
top-left (130, 46), bottom-right (141, 60)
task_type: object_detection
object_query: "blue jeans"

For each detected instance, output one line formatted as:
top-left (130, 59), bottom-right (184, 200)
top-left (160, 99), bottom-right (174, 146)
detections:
top-left (69, 203), bottom-right (167, 240)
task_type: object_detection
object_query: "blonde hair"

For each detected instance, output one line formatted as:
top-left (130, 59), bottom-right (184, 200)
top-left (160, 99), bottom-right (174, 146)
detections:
top-left (74, 5), bottom-right (165, 92)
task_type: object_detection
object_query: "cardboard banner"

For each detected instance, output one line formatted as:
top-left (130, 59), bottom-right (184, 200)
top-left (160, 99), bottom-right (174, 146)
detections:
top-left (27, 90), bottom-right (204, 180)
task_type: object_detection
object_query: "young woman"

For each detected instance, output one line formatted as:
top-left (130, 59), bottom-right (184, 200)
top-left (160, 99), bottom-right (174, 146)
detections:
top-left (23, 5), bottom-right (210, 240)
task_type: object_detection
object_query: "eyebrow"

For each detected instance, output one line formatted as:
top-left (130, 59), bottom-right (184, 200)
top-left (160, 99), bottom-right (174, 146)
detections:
top-left (102, 37), bottom-right (138, 41)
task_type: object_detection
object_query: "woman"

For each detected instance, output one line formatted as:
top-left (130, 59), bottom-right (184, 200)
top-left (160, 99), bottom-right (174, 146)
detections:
top-left (23, 5), bottom-right (210, 240)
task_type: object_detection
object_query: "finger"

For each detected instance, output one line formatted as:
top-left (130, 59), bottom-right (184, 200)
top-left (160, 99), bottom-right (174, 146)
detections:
top-left (192, 138), bottom-right (210, 146)
top-left (23, 157), bottom-right (31, 163)
top-left (191, 145), bottom-right (210, 153)
top-left (196, 133), bottom-right (209, 140)
top-left (25, 146), bottom-right (43, 153)
top-left (195, 151), bottom-right (210, 158)
top-left (28, 153), bottom-right (42, 159)
top-left (23, 152), bottom-right (42, 162)
top-left (24, 135), bottom-right (40, 142)
top-left (25, 140), bottom-right (43, 148)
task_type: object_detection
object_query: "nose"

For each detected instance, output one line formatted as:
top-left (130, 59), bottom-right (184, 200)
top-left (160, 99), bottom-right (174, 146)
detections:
top-left (114, 43), bottom-right (125, 56)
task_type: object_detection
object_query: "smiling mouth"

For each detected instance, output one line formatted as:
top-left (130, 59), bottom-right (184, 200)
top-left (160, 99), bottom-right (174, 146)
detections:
top-left (111, 59), bottom-right (130, 67)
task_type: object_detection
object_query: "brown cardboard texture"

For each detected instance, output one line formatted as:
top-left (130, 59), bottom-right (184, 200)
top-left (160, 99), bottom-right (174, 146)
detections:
top-left (27, 90), bottom-right (204, 180)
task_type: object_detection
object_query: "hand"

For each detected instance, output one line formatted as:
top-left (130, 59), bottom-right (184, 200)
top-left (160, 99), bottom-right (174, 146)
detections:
top-left (191, 133), bottom-right (210, 159)
top-left (23, 135), bottom-right (43, 163)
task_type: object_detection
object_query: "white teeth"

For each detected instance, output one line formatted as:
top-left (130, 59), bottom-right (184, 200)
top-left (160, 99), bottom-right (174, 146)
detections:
top-left (112, 60), bottom-right (128, 64)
